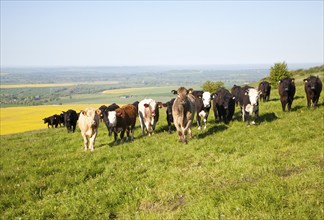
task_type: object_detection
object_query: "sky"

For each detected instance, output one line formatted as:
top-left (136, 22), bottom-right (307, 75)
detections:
top-left (0, 0), bottom-right (323, 67)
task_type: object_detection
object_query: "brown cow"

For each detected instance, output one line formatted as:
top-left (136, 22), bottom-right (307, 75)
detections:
top-left (78, 107), bottom-right (100, 151)
top-left (104, 104), bottom-right (137, 145)
top-left (172, 87), bottom-right (196, 143)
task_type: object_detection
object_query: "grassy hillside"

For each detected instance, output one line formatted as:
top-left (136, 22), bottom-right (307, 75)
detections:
top-left (0, 80), bottom-right (323, 219)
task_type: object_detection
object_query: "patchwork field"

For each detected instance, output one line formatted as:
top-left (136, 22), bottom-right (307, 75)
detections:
top-left (1, 81), bottom-right (323, 219)
top-left (0, 81), bottom-right (118, 89)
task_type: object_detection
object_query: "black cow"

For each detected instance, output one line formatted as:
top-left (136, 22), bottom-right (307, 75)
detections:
top-left (58, 113), bottom-right (65, 126)
top-left (258, 81), bottom-right (271, 102)
top-left (98, 105), bottom-right (108, 122)
top-left (132, 101), bottom-right (139, 116)
top-left (162, 98), bottom-right (175, 133)
top-left (213, 88), bottom-right (235, 124)
top-left (278, 78), bottom-right (296, 111)
top-left (43, 115), bottom-right (60, 128)
top-left (63, 109), bottom-right (78, 133)
top-left (231, 85), bottom-right (241, 106)
top-left (303, 76), bottom-right (322, 108)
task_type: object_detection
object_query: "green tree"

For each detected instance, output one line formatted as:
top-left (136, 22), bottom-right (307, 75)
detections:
top-left (269, 62), bottom-right (292, 87)
top-left (202, 81), bottom-right (224, 94)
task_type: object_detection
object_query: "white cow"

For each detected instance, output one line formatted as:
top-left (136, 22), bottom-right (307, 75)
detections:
top-left (138, 98), bottom-right (161, 136)
top-left (78, 107), bottom-right (100, 151)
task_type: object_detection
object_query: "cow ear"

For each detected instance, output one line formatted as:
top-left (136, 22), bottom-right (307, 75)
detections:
top-left (303, 79), bottom-right (308, 83)
top-left (278, 80), bottom-right (281, 84)
top-left (157, 102), bottom-right (163, 108)
top-left (198, 95), bottom-right (202, 99)
top-left (95, 109), bottom-right (101, 116)
top-left (162, 103), bottom-right (167, 107)
top-left (171, 90), bottom-right (177, 95)
top-left (81, 110), bottom-right (87, 116)
top-left (232, 97), bottom-right (236, 100)
top-left (291, 78), bottom-right (295, 83)
top-left (144, 103), bottom-right (150, 108)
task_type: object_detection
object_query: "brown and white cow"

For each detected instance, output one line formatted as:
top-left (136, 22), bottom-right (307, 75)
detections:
top-left (172, 87), bottom-right (196, 143)
top-left (78, 107), bottom-right (100, 151)
top-left (138, 99), bottom-right (162, 136)
top-left (104, 104), bottom-right (137, 145)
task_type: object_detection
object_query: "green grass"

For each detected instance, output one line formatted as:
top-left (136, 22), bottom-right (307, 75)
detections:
top-left (1, 82), bottom-right (323, 219)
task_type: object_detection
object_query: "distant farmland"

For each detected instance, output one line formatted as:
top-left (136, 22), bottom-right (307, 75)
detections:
top-left (0, 81), bottom-right (118, 89)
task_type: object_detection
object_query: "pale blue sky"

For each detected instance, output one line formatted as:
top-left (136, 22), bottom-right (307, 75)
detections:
top-left (1, 0), bottom-right (323, 67)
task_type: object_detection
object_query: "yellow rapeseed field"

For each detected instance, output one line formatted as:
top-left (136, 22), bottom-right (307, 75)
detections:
top-left (0, 104), bottom-right (105, 135)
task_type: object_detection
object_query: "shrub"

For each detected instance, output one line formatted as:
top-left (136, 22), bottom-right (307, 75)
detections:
top-left (202, 81), bottom-right (224, 94)
top-left (269, 62), bottom-right (292, 88)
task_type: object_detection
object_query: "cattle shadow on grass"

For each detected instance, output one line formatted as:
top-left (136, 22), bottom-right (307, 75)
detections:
top-left (291, 105), bottom-right (303, 112)
top-left (257, 112), bottom-right (279, 123)
top-left (294, 95), bottom-right (304, 100)
top-left (155, 124), bottom-right (175, 134)
top-left (197, 124), bottom-right (228, 139)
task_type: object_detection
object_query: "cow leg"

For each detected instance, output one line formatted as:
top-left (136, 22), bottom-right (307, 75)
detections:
top-left (126, 126), bottom-right (131, 141)
top-left (177, 130), bottom-right (183, 142)
top-left (130, 125), bottom-right (135, 141)
top-left (81, 132), bottom-right (88, 151)
top-left (113, 131), bottom-right (118, 145)
top-left (196, 113), bottom-right (201, 130)
top-left (89, 132), bottom-right (97, 151)
top-left (287, 100), bottom-right (292, 112)
top-left (214, 109), bottom-right (218, 122)
top-left (242, 107), bottom-right (245, 122)
top-left (281, 101), bottom-right (286, 111)
top-left (313, 96), bottom-right (319, 108)
top-left (120, 129), bottom-right (126, 144)
top-left (139, 112), bottom-right (146, 136)
top-left (168, 123), bottom-right (172, 133)
top-left (247, 113), bottom-right (251, 126)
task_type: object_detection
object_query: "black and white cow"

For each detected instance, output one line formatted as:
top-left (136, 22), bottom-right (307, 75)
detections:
top-left (188, 90), bottom-right (211, 130)
top-left (237, 88), bottom-right (260, 125)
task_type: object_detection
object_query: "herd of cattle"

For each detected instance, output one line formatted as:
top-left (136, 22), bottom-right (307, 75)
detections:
top-left (43, 76), bottom-right (322, 150)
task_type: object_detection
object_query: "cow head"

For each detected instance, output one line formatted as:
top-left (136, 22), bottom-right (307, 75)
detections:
top-left (176, 87), bottom-right (188, 105)
top-left (247, 88), bottom-right (259, 106)
top-left (279, 78), bottom-right (294, 90)
top-left (81, 108), bottom-right (100, 128)
top-left (202, 92), bottom-right (211, 108)
top-left (107, 111), bottom-right (117, 136)
top-left (304, 76), bottom-right (319, 90)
